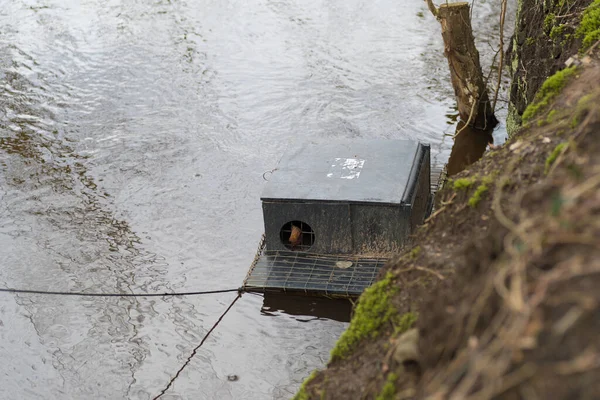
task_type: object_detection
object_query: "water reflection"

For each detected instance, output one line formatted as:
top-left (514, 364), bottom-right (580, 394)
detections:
top-left (447, 121), bottom-right (494, 176)
top-left (261, 293), bottom-right (352, 323)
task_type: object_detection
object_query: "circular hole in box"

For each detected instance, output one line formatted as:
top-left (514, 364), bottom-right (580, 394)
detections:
top-left (280, 221), bottom-right (315, 251)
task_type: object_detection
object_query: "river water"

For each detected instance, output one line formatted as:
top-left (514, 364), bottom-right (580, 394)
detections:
top-left (0, 0), bottom-right (513, 399)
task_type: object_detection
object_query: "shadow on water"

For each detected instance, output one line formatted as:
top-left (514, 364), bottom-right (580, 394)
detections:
top-left (261, 293), bottom-right (353, 323)
top-left (446, 120), bottom-right (494, 177)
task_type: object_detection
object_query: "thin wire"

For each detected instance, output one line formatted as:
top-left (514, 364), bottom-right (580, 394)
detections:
top-left (153, 293), bottom-right (242, 399)
top-left (0, 287), bottom-right (242, 297)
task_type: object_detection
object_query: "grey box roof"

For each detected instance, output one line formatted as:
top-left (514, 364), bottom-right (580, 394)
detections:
top-left (261, 139), bottom-right (425, 205)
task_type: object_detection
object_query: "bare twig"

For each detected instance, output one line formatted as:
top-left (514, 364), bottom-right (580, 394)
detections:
top-left (492, 0), bottom-right (508, 112)
top-left (415, 266), bottom-right (446, 280)
top-left (454, 99), bottom-right (478, 137)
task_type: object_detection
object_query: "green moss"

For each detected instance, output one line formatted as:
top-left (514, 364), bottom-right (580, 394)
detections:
top-left (453, 177), bottom-right (476, 190)
top-left (393, 312), bottom-right (417, 336)
top-left (547, 109), bottom-right (557, 123)
top-left (330, 272), bottom-right (401, 361)
top-left (293, 370), bottom-right (318, 400)
top-left (525, 37), bottom-right (536, 46)
top-left (577, 0), bottom-right (600, 51)
top-left (409, 246), bottom-right (421, 259)
top-left (483, 175), bottom-right (495, 185)
top-left (568, 94), bottom-right (594, 128)
top-left (569, 115), bottom-right (580, 128)
top-left (544, 13), bottom-right (556, 33)
top-left (545, 142), bottom-right (569, 173)
top-left (550, 24), bottom-right (566, 40)
top-left (522, 66), bottom-right (578, 123)
top-left (506, 104), bottom-right (522, 137)
top-left (578, 93), bottom-right (594, 106)
top-left (376, 373), bottom-right (398, 400)
top-left (468, 184), bottom-right (489, 208)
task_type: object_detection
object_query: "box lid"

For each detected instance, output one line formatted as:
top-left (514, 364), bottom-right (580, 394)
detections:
top-left (261, 139), bottom-right (428, 205)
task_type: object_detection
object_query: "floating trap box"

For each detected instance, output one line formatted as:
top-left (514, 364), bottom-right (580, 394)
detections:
top-left (262, 139), bottom-right (431, 255)
top-left (243, 138), bottom-right (431, 297)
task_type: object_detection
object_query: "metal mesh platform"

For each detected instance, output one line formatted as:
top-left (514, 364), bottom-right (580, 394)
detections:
top-left (242, 238), bottom-right (388, 297)
top-left (430, 164), bottom-right (446, 195)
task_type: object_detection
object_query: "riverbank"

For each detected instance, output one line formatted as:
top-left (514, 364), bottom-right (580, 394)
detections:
top-left (296, 1), bottom-right (600, 398)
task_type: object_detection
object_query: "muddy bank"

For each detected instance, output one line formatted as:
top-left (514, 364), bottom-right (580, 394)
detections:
top-left (296, 2), bottom-right (600, 399)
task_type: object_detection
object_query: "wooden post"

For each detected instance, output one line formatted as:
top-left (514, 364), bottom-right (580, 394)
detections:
top-left (438, 2), bottom-right (497, 130)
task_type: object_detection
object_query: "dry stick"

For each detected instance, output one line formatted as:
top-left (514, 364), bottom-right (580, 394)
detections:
top-left (485, 47), bottom-right (502, 90)
top-left (458, 292), bottom-right (533, 398)
top-left (491, 158), bottom-right (526, 245)
top-left (554, 348), bottom-right (600, 375)
top-left (555, 12), bottom-right (582, 19)
top-left (415, 266), bottom-right (446, 280)
top-left (565, 172), bottom-right (600, 201)
top-left (454, 99), bottom-right (477, 138)
top-left (468, 363), bottom-right (537, 400)
top-left (492, 0), bottom-right (508, 112)
top-left (393, 265), bottom-right (446, 281)
top-left (426, 310), bottom-right (511, 397)
top-left (585, 38), bottom-right (600, 55)
top-left (464, 278), bottom-right (497, 337)
top-left (456, 333), bottom-right (516, 399)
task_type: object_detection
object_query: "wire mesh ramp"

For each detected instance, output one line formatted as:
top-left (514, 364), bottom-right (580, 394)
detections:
top-left (243, 246), bottom-right (388, 298)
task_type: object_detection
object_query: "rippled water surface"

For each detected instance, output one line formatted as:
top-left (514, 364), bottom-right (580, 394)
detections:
top-left (0, 0), bottom-right (513, 398)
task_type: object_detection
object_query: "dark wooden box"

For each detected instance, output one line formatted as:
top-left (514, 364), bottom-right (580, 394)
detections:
top-left (261, 139), bottom-right (430, 255)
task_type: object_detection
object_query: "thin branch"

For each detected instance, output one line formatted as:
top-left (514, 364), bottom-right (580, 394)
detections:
top-left (492, 0), bottom-right (508, 112)
top-left (454, 99), bottom-right (477, 137)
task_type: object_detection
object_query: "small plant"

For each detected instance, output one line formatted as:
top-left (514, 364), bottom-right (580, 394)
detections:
top-left (522, 66), bottom-right (578, 123)
top-left (551, 193), bottom-right (565, 217)
top-left (468, 184), bottom-right (489, 208)
top-left (393, 313), bottom-right (417, 336)
top-left (545, 142), bottom-right (569, 173)
top-left (577, 0), bottom-right (600, 51)
top-left (453, 177), bottom-right (476, 190)
top-left (293, 370), bottom-right (318, 400)
top-left (330, 272), bottom-right (399, 360)
top-left (409, 246), bottom-right (421, 259)
top-left (544, 13), bottom-right (556, 33)
top-left (376, 373), bottom-right (398, 400)
top-left (570, 94), bottom-right (594, 128)
top-left (550, 24), bottom-right (566, 40)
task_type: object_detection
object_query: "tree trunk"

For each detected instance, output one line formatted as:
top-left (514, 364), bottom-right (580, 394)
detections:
top-left (438, 2), bottom-right (498, 130)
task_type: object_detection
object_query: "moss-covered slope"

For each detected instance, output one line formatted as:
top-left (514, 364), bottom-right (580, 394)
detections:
top-left (507, 0), bottom-right (595, 133)
top-left (296, 30), bottom-right (600, 400)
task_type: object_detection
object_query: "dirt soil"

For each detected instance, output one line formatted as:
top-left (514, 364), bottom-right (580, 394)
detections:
top-left (298, 50), bottom-right (600, 399)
